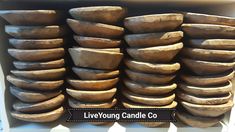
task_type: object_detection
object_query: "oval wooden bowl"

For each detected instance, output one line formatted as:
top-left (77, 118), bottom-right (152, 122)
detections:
top-left (184, 12), bottom-right (235, 26)
top-left (9, 38), bottom-right (65, 49)
top-left (124, 13), bottom-right (183, 33)
top-left (7, 75), bottom-right (63, 91)
top-left (67, 78), bottom-right (118, 90)
top-left (180, 100), bottom-right (234, 117)
top-left (127, 42), bottom-right (183, 63)
top-left (13, 59), bottom-right (65, 70)
top-left (0, 10), bottom-right (65, 25)
top-left (13, 94), bottom-right (65, 113)
top-left (74, 36), bottom-right (121, 48)
top-left (69, 48), bottom-right (123, 70)
top-left (181, 24), bottom-right (235, 38)
top-left (125, 69), bottom-right (176, 85)
top-left (67, 19), bottom-right (124, 38)
top-left (181, 58), bottom-right (235, 75)
top-left (11, 106), bottom-right (64, 122)
top-left (185, 39), bottom-right (235, 50)
top-left (176, 111), bottom-right (224, 128)
top-left (178, 81), bottom-right (232, 96)
top-left (122, 100), bottom-right (177, 108)
top-left (124, 79), bottom-right (177, 95)
top-left (180, 70), bottom-right (234, 86)
top-left (125, 31), bottom-right (183, 48)
top-left (8, 48), bottom-right (64, 61)
top-left (11, 68), bottom-right (66, 80)
top-left (66, 87), bottom-right (116, 102)
top-left (10, 86), bottom-right (61, 103)
top-left (69, 6), bottom-right (126, 24)
top-left (122, 89), bottom-right (175, 106)
top-left (177, 90), bottom-right (232, 105)
top-left (72, 67), bottom-right (119, 80)
top-left (125, 59), bottom-right (180, 74)
top-left (69, 98), bottom-right (117, 108)
top-left (181, 47), bottom-right (235, 62)
top-left (5, 25), bottom-right (67, 39)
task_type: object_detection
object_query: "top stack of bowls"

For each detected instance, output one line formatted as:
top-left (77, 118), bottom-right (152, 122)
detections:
top-left (122, 13), bottom-right (184, 127)
top-left (177, 12), bottom-right (235, 128)
top-left (66, 6), bottom-right (126, 125)
top-left (0, 10), bottom-right (67, 122)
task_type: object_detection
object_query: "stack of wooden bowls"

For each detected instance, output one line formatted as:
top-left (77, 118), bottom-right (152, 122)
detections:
top-left (122, 13), bottom-right (184, 127)
top-left (66, 6), bottom-right (125, 125)
top-left (0, 10), bottom-right (67, 122)
top-left (177, 12), bottom-right (235, 128)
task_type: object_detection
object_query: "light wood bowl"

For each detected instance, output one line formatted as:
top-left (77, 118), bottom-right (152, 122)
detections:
top-left (7, 75), bottom-right (63, 91)
top-left (66, 87), bottom-right (116, 102)
top-left (72, 67), bottom-right (119, 80)
top-left (9, 38), bottom-right (65, 49)
top-left (127, 42), bottom-right (183, 63)
top-left (11, 106), bottom-right (64, 122)
top-left (67, 19), bottom-right (124, 38)
top-left (13, 94), bottom-right (64, 113)
top-left (125, 69), bottom-right (176, 85)
top-left (13, 59), bottom-right (64, 70)
top-left (124, 13), bottom-right (183, 33)
top-left (67, 78), bottom-right (118, 90)
top-left (124, 79), bottom-right (177, 95)
top-left (69, 6), bottom-right (126, 24)
top-left (10, 85), bottom-right (61, 103)
top-left (8, 48), bottom-right (64, 61)
top-left (74, 36), bottom-right (121, 48)
top-left (181, 58), bottom-right (235, 75)
top-left (69, 48), bottom-right (123, 70)
top-left (125, 31), bottom-right (183, 48)
top-left (69, 98), bottom-right (117, 108)
top-left (180, 70), bottom-right (234, 86)
top-left (125, 59), bottom-right (180, 74)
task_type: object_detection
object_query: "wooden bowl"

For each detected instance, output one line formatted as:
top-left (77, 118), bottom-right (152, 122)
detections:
top-left (185, 39), bottom-right (235, 50)
top-left (124, 79), bottom-right (177, 95)
top-left (177, 90), bottom-right (232, 105)
top-left (122, 100), bottom-right (177, 108)
top-left (7, 75), bottom-right (63, 91)
top-left (13, 94), bottom-right (64, 113)
top-left (67, 19), bottom-right (124, 38)
top-left (124, 13), bottom-right (183, 33)
top-left (184, 12), bottom-right (235, 26)
top-left (0, 10), bottom-right (65, 25)
top-left (122, 89), bottom-right (175, 106)
top-left (125, 31), bottom-right (183, 48)
top-left (72, 67), bottom-right (119, 80)
top-left (11, 106), bottom-right (64, 122)
top-left (10, 85), bottom-right (61, 103)
top-left (5, 25), bottom-right (67, 39)
top-left (67, 78), bottom-right (118, 90)
top-left (13, 59), bottom-right (65, 70)
top-left (8, 48), bottom-right (64, 61)
top-left (69, 6), bottom-right (126, 24)
top-left (181, 47), bottom-right (235, 62)
top-left (181, 58), bottom-right (235, 75)
top-left (69, 98), bottom-right (117, 108)
top-left (125, 69), bottom-right (176, 85)
top-left (9, 38), bottom-right (65, 49)
top-left (11, 68), bottom-right (66, 80)
top-left (69, 48), bottom-right (123, 70)
top-left (124, 59), bottom-right (180, 74)
top-left (74, 36), bottom-right (121, 48)
top-left (180, 70), bottom-right (234, 86)
top-left (66, 87), bottom-right (116, 102)
top-left (127, 42), bottom-right (183, 63)
top-left (181, 24), bottom-right (235, 38)
top-left (180, 100), bottom-right (234, 117)
top-left (176, 111), bottom-right (224, 128)
top-left (178, 81), bottom-right (232, 96)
